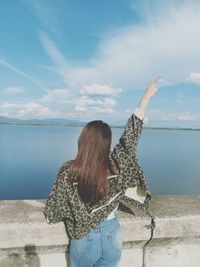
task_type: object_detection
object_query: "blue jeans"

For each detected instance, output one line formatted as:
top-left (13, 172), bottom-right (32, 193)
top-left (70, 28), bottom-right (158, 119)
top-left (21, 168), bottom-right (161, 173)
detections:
top-left (69, 216), bottom-right (122, 267)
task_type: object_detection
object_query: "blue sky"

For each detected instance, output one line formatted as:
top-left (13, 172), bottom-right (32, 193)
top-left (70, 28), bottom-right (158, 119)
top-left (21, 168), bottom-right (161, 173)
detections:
top-left (0, 0), bottom-right (200, 127)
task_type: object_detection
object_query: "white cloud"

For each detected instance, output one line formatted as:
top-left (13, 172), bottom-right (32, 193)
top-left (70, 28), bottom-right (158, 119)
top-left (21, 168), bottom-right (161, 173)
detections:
top-left (0, 102), bottom-right (57, 118)
top-left (0, 100), bottom-right (86, 120)
top-left (89, 2), bottom-right (200, 88)
top-left (40, 1), bottom-right (200, 90)
top-left (177, 113), bottom-right (198, 121)
top-left (40, 88), bottom-right (70, 103)
top-left (74, 95), bottom-right (116, 114)
top-left (0, 86), bottom-right (118, 119)
top-left (187, 72), bottom-right (200, 85)
top-left (3, 86), bottom-right (26, 95)
top-left (39, 32), bottom-right (124, 117)
top-left (80, 83), bottom-right (122, 96)
top-left (148, 108), bottom-right (200, 122)
top-left (3, 0), bottom-right (199, 124)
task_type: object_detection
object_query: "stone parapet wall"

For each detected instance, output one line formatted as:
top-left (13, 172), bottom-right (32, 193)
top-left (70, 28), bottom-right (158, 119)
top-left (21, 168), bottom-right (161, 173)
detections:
top-left (0, 195), bottom-right (200, 267)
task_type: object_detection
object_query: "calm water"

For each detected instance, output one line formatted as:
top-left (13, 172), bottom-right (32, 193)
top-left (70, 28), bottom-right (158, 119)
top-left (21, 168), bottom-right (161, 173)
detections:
top-left (0, 124), bottom-right (200, 200)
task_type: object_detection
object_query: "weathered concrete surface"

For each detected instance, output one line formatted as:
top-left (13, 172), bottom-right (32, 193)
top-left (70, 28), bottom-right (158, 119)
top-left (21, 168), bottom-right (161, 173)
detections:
top-left (144, 195), bottom-right (200, 267)
top-left (0, 195), bottom-right (200, 267)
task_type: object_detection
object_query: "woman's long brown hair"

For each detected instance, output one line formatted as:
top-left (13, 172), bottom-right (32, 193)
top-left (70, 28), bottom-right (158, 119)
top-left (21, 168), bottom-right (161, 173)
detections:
top-left (69, 120), bottom-right (112, 203)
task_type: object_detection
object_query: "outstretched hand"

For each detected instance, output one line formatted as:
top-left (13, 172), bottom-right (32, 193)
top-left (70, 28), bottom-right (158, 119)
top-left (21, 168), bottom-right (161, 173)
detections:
top-left (144, 76), bottom-right (161, 99)
top-left (136, 76), bottom-right (162, 118)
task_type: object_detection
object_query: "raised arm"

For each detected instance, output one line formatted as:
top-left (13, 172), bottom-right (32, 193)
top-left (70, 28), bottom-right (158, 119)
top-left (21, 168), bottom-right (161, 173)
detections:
top-left (135, 76), bottom-right (160, 120)
top-left (110, 77), bottom-right (160, 170)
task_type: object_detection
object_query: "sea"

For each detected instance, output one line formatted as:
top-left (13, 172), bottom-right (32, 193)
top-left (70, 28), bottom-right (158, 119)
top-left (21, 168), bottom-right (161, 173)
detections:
top-left (0, 124), bottom-right (200, 200)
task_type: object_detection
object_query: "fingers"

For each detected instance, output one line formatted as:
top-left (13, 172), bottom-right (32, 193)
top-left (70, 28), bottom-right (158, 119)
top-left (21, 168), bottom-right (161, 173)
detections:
top-left (153, 76), bottom-right (161, 84)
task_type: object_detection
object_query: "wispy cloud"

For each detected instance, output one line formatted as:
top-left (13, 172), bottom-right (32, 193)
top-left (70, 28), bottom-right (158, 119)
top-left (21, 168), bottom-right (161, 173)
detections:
top-left (0, 57), bottom-right (49, 93)
top-left (2, 0), bottom-right (199, 124)
top-left (80, 84), bottom-right (122, 96)
top-left (40, 88), bottom-right (70, 103)
top-left (0, 98), bottom-right (78, 119)
top-left (39, 32), bottom-right (74, 88)
top-left (148, 108), bottom-right (200, 122)
top-left (39, 32), bottom-right (123, 117)
top-left (87, 1), bottom-right (200, 88)
top-left (22, 0), bottom-right (60, 33)
top-left (187, 72), bottom-right (200, 85)
top-left (39, 1), bottom-right (200, 91)
top-left (0, 102), bottom-right (56, 118)
top-left (74, 96), bottom-right (116, 115)
top-left (39, 32), bottom-right (67, 68)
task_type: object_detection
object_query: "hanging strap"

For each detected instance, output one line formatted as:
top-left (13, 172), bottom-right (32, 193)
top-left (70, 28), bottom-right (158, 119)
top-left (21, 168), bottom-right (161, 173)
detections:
top-left (142, 209), bottom-right (156, 267)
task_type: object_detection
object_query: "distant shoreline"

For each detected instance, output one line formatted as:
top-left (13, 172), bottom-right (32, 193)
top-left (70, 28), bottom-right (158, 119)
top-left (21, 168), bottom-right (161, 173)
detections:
top-left (0, 122), bottom-right (200, 131)
top-left (0, 122), bottom-right (85, 128)
top-left (143, 127), bottom-right (200, 131)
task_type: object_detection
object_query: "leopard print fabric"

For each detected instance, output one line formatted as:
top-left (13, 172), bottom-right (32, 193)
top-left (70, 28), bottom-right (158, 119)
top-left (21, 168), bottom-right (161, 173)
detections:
top-left (43, 114), bottom-right (151, 239)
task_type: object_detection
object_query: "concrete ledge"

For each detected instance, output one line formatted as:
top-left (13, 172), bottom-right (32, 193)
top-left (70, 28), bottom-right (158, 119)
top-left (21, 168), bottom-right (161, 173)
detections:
top-left (0, 195), bottom-right (200, 267)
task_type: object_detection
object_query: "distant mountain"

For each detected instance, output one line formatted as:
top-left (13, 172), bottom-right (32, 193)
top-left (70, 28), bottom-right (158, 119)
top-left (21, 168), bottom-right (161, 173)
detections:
top-left (0, 116), bottom-right (86, 126)
top-left (1, 116), bottom-right (199, 130)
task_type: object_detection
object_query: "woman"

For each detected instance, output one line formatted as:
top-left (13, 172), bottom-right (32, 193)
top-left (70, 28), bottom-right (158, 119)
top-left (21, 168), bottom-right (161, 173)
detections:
top-left (43, 77), bottom-right (160, 267)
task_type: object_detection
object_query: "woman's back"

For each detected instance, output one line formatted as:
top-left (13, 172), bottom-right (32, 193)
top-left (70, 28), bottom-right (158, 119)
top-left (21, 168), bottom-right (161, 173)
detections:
top-left (43, 77), bottom-right (160, 267)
